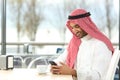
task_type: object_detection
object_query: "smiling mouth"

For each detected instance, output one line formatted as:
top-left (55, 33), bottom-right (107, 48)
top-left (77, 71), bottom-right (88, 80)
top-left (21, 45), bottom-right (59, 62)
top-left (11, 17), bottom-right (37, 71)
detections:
top-left (76, 32), bottom-right (81, 37)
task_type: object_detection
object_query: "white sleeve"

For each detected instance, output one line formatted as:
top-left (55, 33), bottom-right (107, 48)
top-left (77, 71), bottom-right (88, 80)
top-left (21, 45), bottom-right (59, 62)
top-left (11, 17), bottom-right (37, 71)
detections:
top-left (54, 49), bottom-right (68, 65)
top-left (77, 41), bottom-right (112, 80)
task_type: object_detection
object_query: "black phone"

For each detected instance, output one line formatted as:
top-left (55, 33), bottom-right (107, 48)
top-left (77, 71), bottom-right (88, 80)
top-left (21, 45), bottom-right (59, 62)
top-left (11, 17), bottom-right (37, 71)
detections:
top-left (49, 61), bottom-right (57, 65)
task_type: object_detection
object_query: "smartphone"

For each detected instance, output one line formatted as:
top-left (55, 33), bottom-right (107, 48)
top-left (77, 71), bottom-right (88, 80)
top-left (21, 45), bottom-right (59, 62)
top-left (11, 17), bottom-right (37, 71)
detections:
top-left (49, 61), bottom-right (57, 65)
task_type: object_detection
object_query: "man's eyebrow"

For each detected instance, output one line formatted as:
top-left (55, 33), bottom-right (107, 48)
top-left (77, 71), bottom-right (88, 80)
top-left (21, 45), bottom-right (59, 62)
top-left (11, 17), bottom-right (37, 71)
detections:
top-left (70, 24), bottom-right (79, 28)
top-left (74, 24), bottom-right (79, 27)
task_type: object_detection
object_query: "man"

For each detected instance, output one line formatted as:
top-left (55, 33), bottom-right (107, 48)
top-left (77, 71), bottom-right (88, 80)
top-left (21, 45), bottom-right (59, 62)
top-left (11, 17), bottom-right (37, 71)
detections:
top-left (50, 9), bottom-right (114, 80)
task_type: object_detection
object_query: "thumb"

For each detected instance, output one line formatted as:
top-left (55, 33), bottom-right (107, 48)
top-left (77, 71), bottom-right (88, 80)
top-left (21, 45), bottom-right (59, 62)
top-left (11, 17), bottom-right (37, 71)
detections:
top-left (59, 62), bottom-right (65, 66)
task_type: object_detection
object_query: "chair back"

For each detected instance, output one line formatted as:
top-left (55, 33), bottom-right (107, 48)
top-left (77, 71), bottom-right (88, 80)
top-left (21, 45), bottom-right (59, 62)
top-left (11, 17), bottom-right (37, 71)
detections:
top-left (105, 50), bottom-right (120, 80)
top-left (27, 57), bottom-right (48, 69)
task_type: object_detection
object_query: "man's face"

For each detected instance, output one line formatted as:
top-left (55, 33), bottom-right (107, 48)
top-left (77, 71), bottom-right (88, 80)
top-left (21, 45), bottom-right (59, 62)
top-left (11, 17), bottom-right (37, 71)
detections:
top-left (70, 22), bottom-right (88, 38)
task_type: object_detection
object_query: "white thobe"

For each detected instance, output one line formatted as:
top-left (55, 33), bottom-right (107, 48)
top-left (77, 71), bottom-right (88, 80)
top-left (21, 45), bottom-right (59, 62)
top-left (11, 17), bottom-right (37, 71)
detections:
top-left (54, 35), bottom-right (112, 80)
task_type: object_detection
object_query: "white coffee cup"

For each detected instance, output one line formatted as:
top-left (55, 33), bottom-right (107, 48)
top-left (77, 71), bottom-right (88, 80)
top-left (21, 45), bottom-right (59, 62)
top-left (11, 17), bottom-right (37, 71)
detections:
top-left (36, 65), bottom-right (48, 74)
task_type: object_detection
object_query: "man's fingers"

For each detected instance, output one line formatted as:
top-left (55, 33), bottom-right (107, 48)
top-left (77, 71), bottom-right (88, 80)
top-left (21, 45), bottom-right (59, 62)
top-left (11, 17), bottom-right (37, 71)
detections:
top-left (59, 62), bottom-right (65, 66)
top-left (53, 68), bottom-right (59, 71)
top-left (50, 65), bottom-right (62, 75)
top-left (51, 66), bottom-right (60, 72)
top-left (51, 68), bottom-right (60, 74)
top-left (51, 65), bottom-right (60, 69)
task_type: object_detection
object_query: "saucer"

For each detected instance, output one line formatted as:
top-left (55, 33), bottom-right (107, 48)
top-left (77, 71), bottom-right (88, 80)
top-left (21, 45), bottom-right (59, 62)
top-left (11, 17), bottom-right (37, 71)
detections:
top-left (38, 71), bottom-right (47, 75)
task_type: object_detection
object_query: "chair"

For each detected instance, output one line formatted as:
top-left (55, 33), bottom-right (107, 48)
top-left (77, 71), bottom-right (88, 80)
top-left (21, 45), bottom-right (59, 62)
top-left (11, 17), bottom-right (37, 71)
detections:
top-left (27, 56), bottom-right (48, 69)
top-left (13, 56), bottom-right (23, 68)
top-left (105, 50), bottom-right (120, 80)
top-left (23, 57), bottom-right (33, 67)
top-left (56, 48), bottom-right (65, 54)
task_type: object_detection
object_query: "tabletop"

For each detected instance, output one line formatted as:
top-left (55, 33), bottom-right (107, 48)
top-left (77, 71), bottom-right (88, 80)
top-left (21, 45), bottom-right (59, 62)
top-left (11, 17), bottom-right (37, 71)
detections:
top-left (0, 68), bottom-right (73, 80)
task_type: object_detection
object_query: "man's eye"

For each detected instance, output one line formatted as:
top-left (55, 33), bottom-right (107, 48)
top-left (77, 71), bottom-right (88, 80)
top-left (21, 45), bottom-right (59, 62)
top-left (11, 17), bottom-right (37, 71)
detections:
top-left (75, 25), bottom-right (79, 28)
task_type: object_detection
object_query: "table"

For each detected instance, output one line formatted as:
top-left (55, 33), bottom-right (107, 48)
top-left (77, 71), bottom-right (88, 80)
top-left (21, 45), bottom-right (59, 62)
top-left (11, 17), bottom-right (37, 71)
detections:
top-left (0, 68), bottom-right (73, 80)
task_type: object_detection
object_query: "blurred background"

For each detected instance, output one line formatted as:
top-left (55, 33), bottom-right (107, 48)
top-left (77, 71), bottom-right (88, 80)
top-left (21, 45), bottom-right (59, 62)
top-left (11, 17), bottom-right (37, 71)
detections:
top-left (0, 0), bottom-right (119, 74)
top-left (0, 0), bottom-right (119, 54)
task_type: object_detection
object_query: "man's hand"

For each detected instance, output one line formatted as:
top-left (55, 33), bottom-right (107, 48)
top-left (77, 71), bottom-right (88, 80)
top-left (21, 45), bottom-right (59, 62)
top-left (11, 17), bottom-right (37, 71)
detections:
top-left (50, 62), bottom-right (77, 77)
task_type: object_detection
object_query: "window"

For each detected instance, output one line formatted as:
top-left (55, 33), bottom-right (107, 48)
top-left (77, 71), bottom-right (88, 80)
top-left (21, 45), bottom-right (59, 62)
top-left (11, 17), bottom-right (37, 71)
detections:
top-left (3, 0), bottom-right (119, 55)
top-left (0, 0), bottom-right (1, 54)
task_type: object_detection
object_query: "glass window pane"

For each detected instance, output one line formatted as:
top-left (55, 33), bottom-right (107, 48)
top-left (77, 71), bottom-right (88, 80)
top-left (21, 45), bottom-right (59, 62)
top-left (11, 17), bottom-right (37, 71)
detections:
top-left (0, 0), bottom-right (2, 54)
top-left (6, 0), bottom-right (118, 55)
top-left (5, 0), bottom-right (119, 69)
